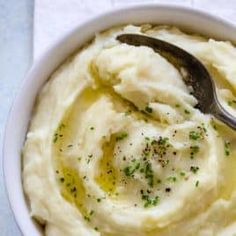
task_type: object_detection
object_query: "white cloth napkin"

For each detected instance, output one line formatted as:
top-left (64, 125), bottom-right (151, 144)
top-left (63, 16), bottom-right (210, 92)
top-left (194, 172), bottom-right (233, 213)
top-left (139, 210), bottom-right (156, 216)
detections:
top-left (34, 0), bottom-right (236, 60)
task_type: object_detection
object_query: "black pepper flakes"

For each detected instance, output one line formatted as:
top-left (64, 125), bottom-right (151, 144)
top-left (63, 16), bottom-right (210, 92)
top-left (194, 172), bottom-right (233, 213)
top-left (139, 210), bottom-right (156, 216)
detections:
top-left (165, 187), bottom-right (171, 192)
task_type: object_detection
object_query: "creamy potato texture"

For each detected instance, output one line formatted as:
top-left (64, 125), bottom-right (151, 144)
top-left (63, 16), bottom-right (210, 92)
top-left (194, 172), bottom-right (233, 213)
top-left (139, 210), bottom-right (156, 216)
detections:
top-left (23, 25), bottom-right (236, 236)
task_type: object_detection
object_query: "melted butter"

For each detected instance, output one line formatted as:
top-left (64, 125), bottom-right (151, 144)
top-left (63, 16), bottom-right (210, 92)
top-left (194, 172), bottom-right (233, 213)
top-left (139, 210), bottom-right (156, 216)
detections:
top-left (51, 82), bottom-right (123, 207)
top-left (219, 149), bottom-right (236, 199)
top-left (51, 86), bottom-right (126, 221)
top-left (52, 120), bottom-right (88, 216)
top-left (58, 165), bottom-right (87, 213)
top-left (212, 122), bottom-right (236, 199)
top-left (95, 136), bottom-right (118, 195)
top-left (53, 129), bottom-right (87, 215)
top-left (51, 59), bottom-right (236, 234)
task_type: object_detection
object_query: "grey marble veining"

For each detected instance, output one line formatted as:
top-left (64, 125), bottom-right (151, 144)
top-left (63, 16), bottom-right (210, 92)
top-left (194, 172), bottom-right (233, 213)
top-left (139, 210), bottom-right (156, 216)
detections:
top-left (0, 0), bottom-right (33, 235)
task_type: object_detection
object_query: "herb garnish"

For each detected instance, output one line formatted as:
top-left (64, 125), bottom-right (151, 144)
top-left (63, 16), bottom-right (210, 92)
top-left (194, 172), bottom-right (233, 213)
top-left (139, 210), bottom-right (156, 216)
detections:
top-left (141, 194), bottom-right (159, 208)
top-left (184, 109), bottom-right (191, 115)
top-left (189, 131), bottom-right (201, 140)
top-left (228, 100), bottom-right (236, 107)
top-left (144, 162), bottom-right (154, 187)
top-left (190, 166), bottom-right (199, 174)
top-left (53, 133), bottom-right (58, 143)
top-left (116, 132), bottom-right (128, 141)
top-left (224, 141), bottom-right (231, 156)
top-left (149, 136), bottom-right (172, 158)
top-left (167, 176), bottom-right (177, 182)
top-left (145, 106), bottom-right (153, 113)
top-left (180, 171), bottom-right (186, 177)
top-left (190, 145), bottom-right (200, 159)
top-left (84, 210), bottom-right (95, 222)
top-left (195, 180), bottom-right (199, 187)
top-left (123, 161), bottom-right (140, 177)
top-left (190, 145), bottom-right (200, 153)
top-left (175, 104), bottom-right (181, 108)
top-left (84, 216), bottom-right (90, 222)
top-left (87, 154), bottom-right (93, 164)
top-left (189, 124), bottom-right (207, 141)
top-left (53, 124), bottom-right (66, 143)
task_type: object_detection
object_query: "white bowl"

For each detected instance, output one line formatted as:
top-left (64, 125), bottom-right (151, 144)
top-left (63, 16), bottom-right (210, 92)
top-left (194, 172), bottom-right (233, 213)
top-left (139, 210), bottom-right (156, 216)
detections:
top-left (3, 4), bottom-right (236, 236)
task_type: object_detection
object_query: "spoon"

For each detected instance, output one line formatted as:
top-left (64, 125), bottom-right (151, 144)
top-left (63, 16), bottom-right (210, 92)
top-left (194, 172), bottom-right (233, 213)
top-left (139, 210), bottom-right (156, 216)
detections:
top-left (117, 34), bottom-right (236, 130)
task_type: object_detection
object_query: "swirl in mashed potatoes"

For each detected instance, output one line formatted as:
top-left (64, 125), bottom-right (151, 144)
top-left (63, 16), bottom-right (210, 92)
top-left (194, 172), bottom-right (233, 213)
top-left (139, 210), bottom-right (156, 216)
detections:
top-left (23, 25), bottom-right (236, 236)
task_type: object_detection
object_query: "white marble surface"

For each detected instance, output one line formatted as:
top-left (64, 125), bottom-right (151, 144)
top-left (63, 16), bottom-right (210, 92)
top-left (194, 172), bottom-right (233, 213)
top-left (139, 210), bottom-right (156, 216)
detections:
top-left (0, 0), bottom-right (33, 235)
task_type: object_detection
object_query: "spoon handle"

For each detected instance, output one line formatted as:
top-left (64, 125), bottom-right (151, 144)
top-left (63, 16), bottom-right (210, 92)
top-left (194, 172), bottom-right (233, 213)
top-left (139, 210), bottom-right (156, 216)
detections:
top-left (210, 102), bottom-right (236, 130)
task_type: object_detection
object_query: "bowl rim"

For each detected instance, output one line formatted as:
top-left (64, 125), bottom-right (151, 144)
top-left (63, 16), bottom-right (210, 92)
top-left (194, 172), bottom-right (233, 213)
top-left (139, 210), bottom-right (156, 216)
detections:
top-left (3, 3), bottom-right (236, 235)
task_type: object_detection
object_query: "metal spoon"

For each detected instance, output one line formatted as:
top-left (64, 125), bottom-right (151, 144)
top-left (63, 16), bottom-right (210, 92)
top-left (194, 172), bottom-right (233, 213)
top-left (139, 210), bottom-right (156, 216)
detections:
top-left (117, 34), bottom-right (236, 130)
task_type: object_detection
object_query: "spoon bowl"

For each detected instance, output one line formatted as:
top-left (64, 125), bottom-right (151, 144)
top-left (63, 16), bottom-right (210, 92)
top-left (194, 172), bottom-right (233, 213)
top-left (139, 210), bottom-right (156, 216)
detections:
top-left (117, 33), bottom-right (236, 130)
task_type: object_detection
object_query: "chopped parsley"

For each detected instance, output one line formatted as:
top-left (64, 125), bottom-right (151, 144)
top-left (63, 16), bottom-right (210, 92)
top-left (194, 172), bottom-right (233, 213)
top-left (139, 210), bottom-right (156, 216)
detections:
top-left (53, 133), bottom-right (58, 143)
top-left (144, 162), bottom-right (154, 187)
top-left (123, 158), bottom-right (154, 187)
top-left (145, 106), bottom-right (153, 113)
top-left (228, 100), bottom-right (236, 107)
top-left (167, 176), bottom-right (177, 182)
top-left (189, 131), bottom-right (201, 140)
top-left (116, 132), bottom-right (128, 141)
top-left (201, 123), bottom-right (207, 133)
top-left (224, 141), bottom-right (231, 156)
top-left (190, 145), bottom-right (200, 153)
top-left (175, 104), bottom-right (181, 108)
top-left (87, 154), bottom-right (93, 164)
top-left (123, 161), bottom-right (140, 177)
top-left (184, 109), bottom-right (191, 115)
top-left (195, 180), bottom-right (200, 187)
top-left (190, 166), bottom-right (199, 174)
top-left (90, 126), bottom-right (95, 130)
top-left (190, 145), bottom-right (200, 159)
top-left (189, 124), bottom-right (207, 141)
top-left (84, 216), bottom-right (90, 222)
top-left (141, 194), bottom-right (159, 208)
top-left (53, 124), bottom-right (66, 143)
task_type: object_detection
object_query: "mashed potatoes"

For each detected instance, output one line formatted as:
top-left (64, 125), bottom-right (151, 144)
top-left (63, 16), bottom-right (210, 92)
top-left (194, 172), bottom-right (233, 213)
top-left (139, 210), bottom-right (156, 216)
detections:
top-left (23, 25), bottom-right (236, 235)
